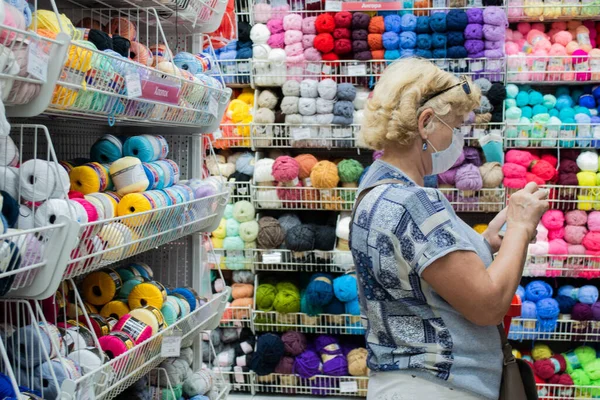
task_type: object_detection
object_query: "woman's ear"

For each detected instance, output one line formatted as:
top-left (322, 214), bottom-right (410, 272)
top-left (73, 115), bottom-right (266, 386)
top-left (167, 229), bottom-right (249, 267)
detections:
top-left (418, 108), bottom-right (434, 139)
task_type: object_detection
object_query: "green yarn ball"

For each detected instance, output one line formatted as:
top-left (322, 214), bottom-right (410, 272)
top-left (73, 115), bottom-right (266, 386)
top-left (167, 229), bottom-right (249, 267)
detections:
top-left (575, 346), bottom-right (597, 367)
top-left (224, 204), bottom-right (234, 219)
top-left (337, 159), bottom-right (364, 183)
top-left (256, 284), bottom-right (278, 311)
top-left (273, 289), bottom-right (301, 314)
top-left (570, 369), bottom-right (591, 386)
top-left (232, 200), bottom-right (255, 222)
top-left (276, 282), bottom-right (299, 294)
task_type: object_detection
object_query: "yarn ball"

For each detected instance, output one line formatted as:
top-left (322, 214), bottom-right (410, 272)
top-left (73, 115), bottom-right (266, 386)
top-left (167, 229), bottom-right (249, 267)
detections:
top-left (314, 33), bottom-right (334, 53)
top-left (257, 216), bottom-right (285, 249)
top-left (272, 156), bottom-right (300, 183)
top-left (256, 284), bottom-right (278, 311)
top-left (250, 334), bottom-right (285, 376)
top-left (315, 14), bottom-right (336, 34)
top-left (305, 273), bottom-right (334, 306)
top-left (285, 224), bottom-right (316, 251)
top-left (525, 280), bottom-right (553, 302)
top-left (333, 274), bottom-right (357, 302)
top-left (572, 303), bottom-right (594, 321)
top-left (446, 10), bottom-right (468, 31)
top-left (282, 331), bottom-right (307, 356)
top-left (310, 161), bottom-right (339, 189)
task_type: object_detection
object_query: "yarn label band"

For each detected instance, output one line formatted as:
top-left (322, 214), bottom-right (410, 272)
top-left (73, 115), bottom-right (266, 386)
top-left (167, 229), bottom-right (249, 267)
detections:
top-left (161, 331), bottom-right (182, 357)
top-left (325, 1), bottom-right (402, 10)
top-left (262, 251), bottom-right (282, 264)
top-left (339, 380), bottom-right (358, 393)
top-left (125, 71), bottom-right (142, 99)
top-left (237, 62), bottom-right (250, 73)
top-left (347, 64), bottom-right (366, 76)
top-left (28, 38), bottom-right (50, 82)
top-left (470, 61), bottom-right (483, 72)
top-left (325, 0), bottom-right (342, 10)
top-left (291, 127), bottom-right (311, 141)
top-left (306, 63), bottom-right (321, 74)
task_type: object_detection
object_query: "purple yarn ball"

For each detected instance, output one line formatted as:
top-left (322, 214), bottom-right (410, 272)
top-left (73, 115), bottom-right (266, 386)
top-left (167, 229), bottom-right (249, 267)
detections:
top-left (322, 355), bottom-right (349, 376)
top-left (294, 350), bottom-right (321, 379)
top-left (463, 147), bottom-right (482, 166)
top-left (195, 184), bottom-right (216, 199)
top-left (438, 168), bottom-right (457, 185)
top-left (455, 163), bottom-right (483, 191)
top-left (315, 335), bottom-right (342, 355)
top-left (465, 39), bottom-right (484, 54)
top-left (464, 24), bottom-right (483, 40)
top-left (466, 7), bottom-right (484, 24)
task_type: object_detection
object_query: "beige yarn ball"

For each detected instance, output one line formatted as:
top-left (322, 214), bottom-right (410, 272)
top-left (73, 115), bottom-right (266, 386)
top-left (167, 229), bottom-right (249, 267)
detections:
top-left (479, 162), bottom-right (503, 188)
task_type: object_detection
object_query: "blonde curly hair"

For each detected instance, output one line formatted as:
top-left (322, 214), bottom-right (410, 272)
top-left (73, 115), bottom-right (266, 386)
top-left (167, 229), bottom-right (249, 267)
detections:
top-left (359, 58), bottom-right (481, 150)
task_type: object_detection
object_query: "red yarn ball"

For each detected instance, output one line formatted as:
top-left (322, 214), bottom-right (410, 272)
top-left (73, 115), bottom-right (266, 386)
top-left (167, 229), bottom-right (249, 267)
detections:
top-left (334, 11), bottom-right (352, 28)
top-left (321, 52), bottom-right (339, 61)
top-left (558, 159), bottom-right (579, 174)
top-left (333, 28), bottom-right (351, 40)
top-left (534, 355), bottom-right (566, 380)
top-left (502, 163), bottom-right (527, 178)
top-left (315, 14), bottom-right (336, 34)
top-left (334, 39), bottom-right (352, 55)
top-left (503, 177), bottom-right (527, 189)
top-left (276, 182), bottom-right (303, 207)
top-left (526, 172), bottom-right (545, 186)
top-left (272, 156), bottom-right (300, 183)
top-left (505, 149), bottom-right (534, 168)
top-left (583, 231), bottom-right (600, 251)
top-left (314, 33), bottom-right (335, 53)
top-left (531, 160), bottom-right (556, 181)
top-left (541, 154), bottom-right (558, 168)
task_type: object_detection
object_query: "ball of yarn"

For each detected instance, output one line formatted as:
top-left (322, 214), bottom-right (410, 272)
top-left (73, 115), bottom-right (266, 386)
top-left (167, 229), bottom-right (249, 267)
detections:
top-left (573, 303), bottom-right (594, 320)
top-left (285, 224), bottom-right (316, 251)
top-left (310, 161), bottom-right (339, 189)
top-left (250, 334), bottom-right (285, 376)
top-left (347, 348), bottom-right (368, 376)
top-left (333, 274), bottom-right (357, 302)
top-left (294, 349), bottom-right (321, 378)
top-left (256, 284), bottom-right (278, 311)
top-left (273, 289), bottom-right (301, 313)
top-left (525, 280), bottom-right (553, 302)
top-left (282, 331), bottom-right (306, 356)
top-left (305, 273), bottom-right (334, 306)
top-left (257, 216), bottom-right (285, 248)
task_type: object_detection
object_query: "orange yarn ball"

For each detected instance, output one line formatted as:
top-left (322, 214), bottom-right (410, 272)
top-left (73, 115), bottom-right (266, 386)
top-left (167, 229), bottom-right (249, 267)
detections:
top-left (302, 187), bottom-right (320, 209)
top-left (295, 154), bottom-right (318, 180)
top-left (310, 161), bottom-right (339, 189)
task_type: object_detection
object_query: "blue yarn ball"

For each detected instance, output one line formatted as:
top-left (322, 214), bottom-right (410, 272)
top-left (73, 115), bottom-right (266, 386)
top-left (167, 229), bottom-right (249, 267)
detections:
top-left (447, 31), bottom-right (464, 46)
top-left (384, 14), bottom-right (401, 33)
top-left (415, 49), bottom-right (432, 58)
top-left (516, 285), bottom-right (525, 300)
top-left (305, 273), bottom-right (334, 307)
top-left (399, 32), bottom-right (417, 49)
top-left (558, 285), bottom-right (575, 297)
top-left (556, 295), bottom-right (577, 314)
top-left (429, 12), bottom-right (446, 32)
top-left (516, 91), bottom-right (530, 107)
top-left (432, 48), bottom-right (447, 58)
top-left (521, 106), bottom-right (532, 119)
top-left (532, 104), bottom-right (547, 116)
top-left (559, 107), bottom-right (575, 120)
top-left (571, 89), bottom-right (584, 105)
top-left (447, 46), bottom-right (466, 58)
top-left (580, 94), bottom-right (596, 109)
top-left (301, 290), bottom-right (323, 316)
top-left (575, 106), bottom-right (591, 116)
top-left (556, 86), bottom-right (570, 97)
top-left (400, 14), bottom-right (417, 31)
top-left (337, 83), bottom-right (357, 101)
top-left (90, 134), bottom-right (123, 163)
top-left (537, 298), bottom-right (559, 319)
top-left (333, 275), bottom-right (358, 302)
top-left (528, 91), bottom-right (543, 106)
top-left (250, 333), bottom-right (285, 376)
top-left (400, 48), bottom-right (415, 58)
top-left (446, 9), bottom-right (468, 30)
top-left (345, 298), bottom-right (360, 315)
top-left (592, 85), bottom-right (600, 100)
top-left (578, 285), bottom-right (599, 304)
top-left (556, 94), bottom-right (574, 110)
top-left (384, 50), bottom-right (400, 60)
top-left (169, 287), bottom-right (198, 311)
top-left (431, 32), bottom-right (446, 48)
top-left (382, 32), bottom-right (400, 50)
top-left (416, 16), bottom-right (430, 33)
top-left (324, 298), bottom-right (345, 314)
top-left (525, 280), bottom-right (553, 303)
top-left (521, 300), bottom-right (537, 319)
top-left (416, 33), bottom-right (432, 49)
top-left (235, 152), bottom-right (255, 175)
top-left (549, 109), bottom-right (559, 118)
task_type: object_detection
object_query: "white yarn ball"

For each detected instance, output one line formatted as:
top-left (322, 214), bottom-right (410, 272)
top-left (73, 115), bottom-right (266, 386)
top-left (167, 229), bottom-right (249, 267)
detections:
top-left (51, 164), bottom-right (70, 199)
top-left (317, 79), bottom-right (337, 100)
top-left (298, 98), bottom-right (316, 116)
top-left (206, 159), bottom-right (222, 176)
top-left (268, 48), bottom-right (286, 63)
top-left (256, 188), bottom-right (281, 208)
top-left (316, 98), bottom-right (335, 114)
top-left (217, 348), bottom-right (235, 367)
top-left (227, 152), bottom-right (243, 165)
top-left (180, 347), bottom-right (194, 366)
top-left (19, 159), bottom-right (56, 202)
top-left (215, 155), bottom-right (226, 164)
top-left (354, 88), bottom-right (370, 110)
top-left (183, 370), bottom-right (213, 397)
top-left (254, 158), bottom-right (275, 183)
top-left (220, 162), bottom-right (236, 178)
top-left (300, 79), bottom-right (318, 98)
top-left (354, 110), bottom-right (365, 126)
top-left (280, 96), bottom-right (299, 115)
top-left (252, 44), bottom-right (271, 60)
top-left (258, 90), bottom-right (278, 110)
top-left (576, 150), bottom-right (599, 172)
top-left (282, 80), bottom-right (300, 97)
top-left (0, 166), bottom-right (18, 199)
top-left (285, 114), bottom-right (303, 124)
top-left (17, 205), bottom-right (34, 230)
top-left (336, 216), bottom-right (351, 240)
top-left (316, 113), bottom-right (334, 124)
top-left (250, 23), bottom-right (271, 44)
top-left (0, 136), bottom-right (18, 167)
top-left (34, 199), bottom-right (74, 227)
top-left (254, 108), bottom-right (276, 123)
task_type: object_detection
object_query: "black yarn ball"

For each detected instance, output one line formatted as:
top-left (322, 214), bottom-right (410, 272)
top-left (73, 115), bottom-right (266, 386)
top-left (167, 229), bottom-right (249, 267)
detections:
top-left (314, 225), bottom-right (336, 251)
top-left (285, 224), bottom-right (316, 252)
top-left (88, 29), bottom-right (113, 51)
top-left (112, 35), bottom-right (131, 58)
top-left (491, 110), bottom-right (503, 123)
top-left (487, 83), bottom-right (507, 107)
top-left (238, 21), bottom-right (251, 42)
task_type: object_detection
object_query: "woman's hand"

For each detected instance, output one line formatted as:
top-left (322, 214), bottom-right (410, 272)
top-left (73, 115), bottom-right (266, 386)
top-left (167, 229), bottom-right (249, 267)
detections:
top-left (506, 182), bottom-right (549, 240)
top-left (482, 207), bottom-right (507, 253)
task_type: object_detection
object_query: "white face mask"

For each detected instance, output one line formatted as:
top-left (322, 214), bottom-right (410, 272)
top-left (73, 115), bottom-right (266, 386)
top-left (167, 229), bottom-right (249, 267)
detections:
top-left (427, 116), bottom-right (464, 175)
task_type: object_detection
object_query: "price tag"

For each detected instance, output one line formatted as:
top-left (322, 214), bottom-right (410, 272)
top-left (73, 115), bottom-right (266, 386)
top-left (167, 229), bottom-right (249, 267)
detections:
top-left (224, 64), bottom-right (237, 74)
top-left (325, 0), bottom-right (342, 10)
top-left (238, 185), bottom-right (249, 195)
top-left (307, 63), bottom-right (321, 74)
top-left (591, 59), bottom-right (600, 72)
top-left (161, 331), bottom-right (182, 357)
top-left (228, 250), bottom-right (243, 258)
top-left (244, 249), bottom-right (253, 258)
top-left (27, 38), bottom-right (50, 82)
top-left (237, 62), bottom-right (250, 73)
top-left (435, 60), bottom-right (449, 70)
top-left (292, 127), bottom-right (312, 140)
top-left (550, 259), bottom-right (563, 269)
top-left (263, 251), bottom-right (282, 264)
top-left (549, 58), bottom-right (563, 68)
top-left (531, 256), bottom-right (546, 264)
top-left (560, 129), bottom-right (575, 139)
top-left (208, 96), bottom-right (219, 117)
top-left (487, 59), bottom-right (502, 70)
top-left (575, 62), bottom-right (589, 72)
top-left (125, 71), bottom-right (142, 99)
top-left (339, 381), bottom-right (358, 393)
top-left (533, 60), bottom-right (546, 71)
top-left (322, 64), bottom-right (332, 75)
top-left (473, 128), bottom-right (485, 138)
top-left (470, 61), bottom-right (483, 72)
top-left (458, 59), bottom-right (467, 69)
top-left (347, 63), bottom-right (367, 76)
top-left (209, 253), bottom-right (221, 264)
top-left (212, 129), bottom-right (222, 139)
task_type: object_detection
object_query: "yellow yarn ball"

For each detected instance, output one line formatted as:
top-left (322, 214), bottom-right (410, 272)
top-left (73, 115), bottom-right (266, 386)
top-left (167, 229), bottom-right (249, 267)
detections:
top-left (532, 343), bottom-right (553, 361)
top-left (310, 161), bottom-right (340, 189)
top-left (213, 219), bottom-right (227, 239)
top-left (237, 89), bottom-right (254, 106)
top-left (211, 237), bottom-right (224, 249)
top-left (473, 224), bottom-right (488, 234)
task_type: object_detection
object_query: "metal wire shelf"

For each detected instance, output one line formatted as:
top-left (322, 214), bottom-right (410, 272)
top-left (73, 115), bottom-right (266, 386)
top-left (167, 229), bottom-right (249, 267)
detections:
top-left (507, 0), bottom-right (600, 21)
top-left (253, 311), bottom-right (364, 335)
top-left (253, 249), bottom-right (351, 273)
top-left (508, 318), bottom-right (600, 341)
top-left (219, 306), bottom-right (253, 328)
top-left (251, 123), bottom-right (359, 149)
top-left (213, 123), bottom-right (252, 149)
top-left (504, 123), bottom-right (600, 149)
top-left (507, 186), bottom-right (600, 211)
top-left (251, 58), bottom-right (505, 88)
top-left (507, 55), bottom-right (600, 85)
top-left (209, 248), bottom-right (255, 270)
top-left (251, 184), bottom-right (357, 211)
top-left (254, 373), bottom-right (368, 397)
top-left (226, 181), bottom-right (252, 203)
top-left (439, 188), bottom-right (505, 213)
top-left (221, 59), bottom-right (252, 88)
top-left (523, 254), bottom-right (600, 279)
top-left (221, 369), bottom-right (255, 393)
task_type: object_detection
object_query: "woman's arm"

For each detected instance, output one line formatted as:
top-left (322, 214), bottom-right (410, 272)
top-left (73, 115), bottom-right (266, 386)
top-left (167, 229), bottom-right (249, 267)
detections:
top-left (421, 183), bottom-right (548, 326)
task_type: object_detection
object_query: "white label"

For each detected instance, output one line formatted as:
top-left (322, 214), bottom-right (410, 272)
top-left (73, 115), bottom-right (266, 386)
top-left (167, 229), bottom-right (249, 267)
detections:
top-left (591, 59), bottom-right (600, 72)
top-left (347, 64), bottom-right (367, 76)
top-left (433, 0), bottom-right (446, 7)
top-left (244, 249), bottom-right (253, 258)
top-left (550, 259), bottom-right (563, 268)
top-left (161, 333), bottom-right (182, 357)
top-left (224, 64), bottom-right (237, 74)
top-left (575, 62), bottom-right (588, 72)
top-left (304, 177), bottom-right (312, 187)
top-left (435, 60), bottom-right (449, 69)
top-left (533, 60), bottom-right (546, 71)
top-left (325, 0), bottom-right (342, 10)
top-left (322, 64), bottom-right (332, 75)
top-left (307, 63), bottom-right (321, 74)
top-left (208, 96), bottom-right (219, 117)
top-left (238, 62), bottom-right (250, 73)
top-left (228, 250), bottom-right (243, 257)
top-left (470, 61), bottom-right (483, 71)
top-left (262, 252), bottom-right (282, 264)
top-left (487, 60), bottom-right (502, 70)
top-left (333, 127), bottom-right (352, 138)
top-left (238, 185), bottom-right (248, 195)
top-left (125, 71), bottom-right (142, 99)
top-left (531, 256), bottom-right (546, 264)
top-left (339, 381), bottom-right (358, 393)
top-left (314, 250), bottom-right (328, 259)
top-left (549, 58), bottom-right (563, 68)
top-left (560, 129), bottom-right (575, 139)
top-left (213, 129), bottom-right (223, 139)
top-left (458, 59), bottom-right (467, 69)
top-left (593, 126), bottom-right (600, 139)
top-left (519, 129), bottom-right (529, 139)
top-left (28, 39), bottom-right (50, 82)
top-left (209, 253), bottom-right (221, 264)
top-left (547, 128), bottom-right (559, 139)
top-left (292, 127), bottom-right (312, 140)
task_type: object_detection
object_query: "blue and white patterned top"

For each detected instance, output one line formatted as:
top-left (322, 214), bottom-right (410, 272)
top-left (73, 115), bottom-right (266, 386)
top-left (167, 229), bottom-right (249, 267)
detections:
top-left (350, 160), bottom-right (502, 400)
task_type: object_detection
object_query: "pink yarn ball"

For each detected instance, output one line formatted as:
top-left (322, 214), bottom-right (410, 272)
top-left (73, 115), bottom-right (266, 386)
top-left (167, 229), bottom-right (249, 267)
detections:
top-left (565, 225), bottom-right (588, 244)
top-left (276, 182), bottom-right (302, 206)
top-left (542, 209), bottom-right (565, 230)
top-left (283, 14), bottom-right (302, 31)
top-left (566, 210), bottom-right (588, 226)
top-left (1, 4), bottom-right (26, 45)
top-left (537, 223), bottom-right (549, 241)
top-left (506, 29), bottom-right (514, 41)
top-left (549, 43), bottom-right (567, 56)
top-left (567, 20), bottom-right (582, 30)
top-left (552, 21), bottom-right (568, 31)
top-left (548, 227), bottom-right (565, 240)
top-left (272, 156), bottom-right (300, 183)
top-left (287, 54), bottom-right (305, 63)
top-left (285, 30), bottom-right (303, 45)
top-left (529, 241), bottom-right (549, 256)
top-left (527, 29), bottom-right (546, 46)
top-left (553, 31), bottom-right (573, 46)
top-left (272, 4), bottom-right (290, 19)
top-left (573, 49), bottom-right (590, 81)
top-left (517, 22), bottom-right (531, 35)
top-left (304, 47), bottom-right (322, 61)
top-left (302, 16), bottom-right (317, 34)
top-left (268, 33), bottom-right (285, 48)
top-left (502, 163), bottom-right (527, 178)
top-left (583, 231), bottom-right (600, 251)
top-left (505, 149), bottom-right (534, 168)
top-left (513, 31), bottom-right (524, 41)
top-left (568, 244), bottom-right (586, 255)
top-left (254, 3), bottom-right (272, 24)
top-left (532, 22), bottom-right (546, 32)
top-left (549, 238), bottom-right (569, 255)
top-left (303, 34), bottom-right (316, 49)
top-left (505, 42), bottom-right (520, 55)
top-left (285, 43), bottom-right (304, 57)
top-left (267, 18), bottom-right (284, 34)
top-left (588, 211), bottom-right (600, 231)
top-left (534, 38), bottom-right (552, 52)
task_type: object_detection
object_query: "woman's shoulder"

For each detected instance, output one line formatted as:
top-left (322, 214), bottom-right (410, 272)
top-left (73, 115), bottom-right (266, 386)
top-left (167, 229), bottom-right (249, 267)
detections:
top-left (361, 182), bottom-right (446, 213)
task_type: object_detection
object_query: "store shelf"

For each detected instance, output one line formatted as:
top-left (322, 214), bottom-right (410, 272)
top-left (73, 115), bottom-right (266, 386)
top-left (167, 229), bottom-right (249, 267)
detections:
top-left (507, 186), bottom-right (600, 211)
top-left (508, 318), bottom-right (600, 341)
top-left (253, 311), bottom-right (364, 335)
top-left (507, 1), bottom-right (600, 21)
top-left (227, 181), bottom-right (253, 203)
top-left (251, 185), bottom-right (357, 211)
top-left (254, 374), bottom-right (368, 397)
top-left (66, 190), bottom-right (228, 280)
top-left (252, 58), bottom-right (505, 88)
top-left (221, 59), bottom-right (252, 88)
top-left (523, 254), bottom-right (600, 279)
top-left (214, 123), bottom-right (252, 149)
top-left (220, 306), bottom-right (253, 328)
top-left (211, 248), bottom-right (254, 270)
top-left (252, 124), bottom-right (359, 149)
top-left (222, 370), bottom-right (255, 393)
top-left (507, 55), bottom-right (600, 85)
top-left (439, 188), bottom-right (505, 213)
top-left (504, 123), bottom-right (600, 149)
top-left (254, 249), bottom-right (351, 273)
top-left (60, 289), bottom-right (230, 399)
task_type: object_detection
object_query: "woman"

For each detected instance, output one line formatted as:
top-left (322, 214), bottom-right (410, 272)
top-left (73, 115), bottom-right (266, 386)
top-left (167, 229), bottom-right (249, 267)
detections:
top-left (351, 58), bottom-right (548, 400)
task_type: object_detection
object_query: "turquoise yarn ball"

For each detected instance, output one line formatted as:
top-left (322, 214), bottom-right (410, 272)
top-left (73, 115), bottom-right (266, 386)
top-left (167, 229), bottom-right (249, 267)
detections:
top-left (506, 84), bottom-right (519, 99)
top-left (528, 91), bottom-right (543, 106)
top-left (224, 204), bottom-right (234, 219)
top-left (516, 91), bottom-right (529, 107)
top-left (161, 301), bottom-right (179, 325)
top-left (556, 86), bottom-right (570, 97)
top-left (118, 278), bottom-right (143, 300)
top-left (559, 107), bottom-right (575, 120)
top-left (575, 106), bottom-right (591, 116)
top-left (532, 105), bottom-right (547, 116)
top-left (549, 109), bottom-right (559, 118)
top-left (556, 95), bottom-right (574, 110)
top-left (521, 106), bottom-right (533, 119)
top-left (226, 218), bottom-right (241, 236)
top-left (542, 94), bottom-right (556, 109)
top-left (505, 99), bottom-right (517, 109)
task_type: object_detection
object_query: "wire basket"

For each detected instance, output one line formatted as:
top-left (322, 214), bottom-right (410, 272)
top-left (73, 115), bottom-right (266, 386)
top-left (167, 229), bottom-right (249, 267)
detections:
top-left (251, 123), bottom-right (360, 149)
top-left (507, 185), bottom-right (600, 211)
top-left (219, 305), bottom-right (253, 328)
top-left (507, 55), bottom-right (600, 85)
top-left (508, 318), bottom-right (600, 341)
top-left (506, 0), bottom-right (600, 21)
top-left (209, 248), bottom-right (255, 271)
top-left (251, 184), bottom-right (357, 211)
top-left (254, 373), bottom-right (368, 397)
top-left (253, 249), bottom-right (350, 273)
top-left (523, 254), bottom-right (600, 279)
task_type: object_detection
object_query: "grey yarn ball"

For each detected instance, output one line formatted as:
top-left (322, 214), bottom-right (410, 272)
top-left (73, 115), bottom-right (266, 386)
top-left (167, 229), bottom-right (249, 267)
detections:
top-left (314, 225), bottom-right (336, 251)
top-left (317, 79), bottom-right (337, 100)
top-left (258, 89), bottom-right (279, 109)
top-left (285, 224), bottom-right (316, 251)
top-left (233, 270), bottom-right (255, 284)
top-left (474, 77), bottom-right (492, 94)
top-left (299, 98), bottom-right (317, 116)
top-left (257, 216), bottom-right (286, 249)
top-left (220, 328), bottom-right (240, 344)
top-left (300, 79), bottom-right (319, 98)
top-left (282, 80), bottom-right (301, 96)
top-left (333, 115), bottom-right (353, 125)
top-left (316, 98), bottom-right (335, 114)
top-left (281, 96), bottom-right (299, 114)
top-left (334, 101), bottom-right (354, 118)
top-left (337, 83), bottom-right (357, 101)
top-left (316, 113), bottom-right (334, 124)
top-left (285, 114), bottom-right (303, 124)
top-left (477, 96), bottom-right (493, 113)
top-left (278, 213), bottom-right (302, 233)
